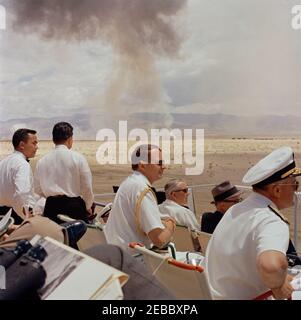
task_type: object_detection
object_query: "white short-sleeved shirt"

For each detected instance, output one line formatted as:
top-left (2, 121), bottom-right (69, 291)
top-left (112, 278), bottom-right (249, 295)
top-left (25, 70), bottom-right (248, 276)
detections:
top-left (159, 199), bottom-right (200, 230)
top-left (205, 192), bottom-right (289, 300)
top-left (104, 171), bottom-right (165, 252)
top-left (0, 151), bottom-right (36, 217)
top-left (34, 145), bottom-right (94, 210)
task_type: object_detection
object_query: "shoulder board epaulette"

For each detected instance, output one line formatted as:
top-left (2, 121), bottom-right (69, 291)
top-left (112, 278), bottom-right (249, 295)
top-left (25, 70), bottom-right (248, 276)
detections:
top-left (268, 205), bottom-right (289, 225)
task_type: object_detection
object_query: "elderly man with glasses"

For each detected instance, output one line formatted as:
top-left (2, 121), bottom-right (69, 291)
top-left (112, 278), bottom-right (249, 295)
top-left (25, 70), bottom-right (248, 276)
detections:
top-left (159, 179), bottom-right (200, 230)
top-left (201, 181), bottom-right (243, 234)
top-left (206, 146), bottom-right (301, 300)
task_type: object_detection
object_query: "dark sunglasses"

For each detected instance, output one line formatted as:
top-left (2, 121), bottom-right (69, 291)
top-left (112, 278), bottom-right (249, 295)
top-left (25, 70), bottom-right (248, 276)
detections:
top-left (154, 160), bottom-right (164, 166)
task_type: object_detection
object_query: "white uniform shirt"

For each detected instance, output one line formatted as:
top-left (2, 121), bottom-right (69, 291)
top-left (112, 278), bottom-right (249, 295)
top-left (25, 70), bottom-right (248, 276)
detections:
top-left (104, 171), bottom-right (165, 252)
top-left (159, 199), bottom-right (200, 230)
top-left (0, 151), bottom-right (36, 217)
top-left (34, 145), bottom-right (94, 209)
top-left (205, 192), bottom-right (289, 300)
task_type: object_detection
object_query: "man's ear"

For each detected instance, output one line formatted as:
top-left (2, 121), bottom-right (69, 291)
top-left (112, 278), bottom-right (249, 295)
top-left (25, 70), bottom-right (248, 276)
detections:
top-left (272, 184), bottom-right (281, 199)
top-left (138, 161), bottom-right (146, 169)
top-left (136, 162), bottom-right (145, 172)
top-left (67, 136), bottom-right (73, 148)
top-left (18, 141), bottom-right (25, 151)
top-left (169, 191), bottom-right (174, 199)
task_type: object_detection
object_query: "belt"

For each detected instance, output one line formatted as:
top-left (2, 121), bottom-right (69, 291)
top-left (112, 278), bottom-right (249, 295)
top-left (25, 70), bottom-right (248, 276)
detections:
top-left (51, 195), bottom-right (67, 198)
top-left (49, 195), bottom-right (81, 200)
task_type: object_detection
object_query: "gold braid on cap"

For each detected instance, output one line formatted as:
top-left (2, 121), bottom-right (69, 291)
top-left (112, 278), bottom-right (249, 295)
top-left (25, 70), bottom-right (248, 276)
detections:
top-left (281, 168), bottom-right (295, 179)
top-left (292, 168), bottom-right (301, 176)
top-left (281, 168), bottom-right (301, 179)
top-left (135, 187), bottom-right (157, 236)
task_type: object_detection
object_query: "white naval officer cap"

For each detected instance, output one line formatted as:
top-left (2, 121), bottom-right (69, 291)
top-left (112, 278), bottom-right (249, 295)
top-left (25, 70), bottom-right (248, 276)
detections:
top-left (242, 146), bottom-right (301, 187)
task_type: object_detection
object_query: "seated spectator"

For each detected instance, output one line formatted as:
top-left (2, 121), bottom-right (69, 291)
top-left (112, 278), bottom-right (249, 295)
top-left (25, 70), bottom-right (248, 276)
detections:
top-left (159, 179), bottom-right (199, 230)
top-left (201, 181), bottom-right (242, 234)
top-left (104, 144), bottom-right (175, 252)
top-left (206, 146), bottom-right (299, 299)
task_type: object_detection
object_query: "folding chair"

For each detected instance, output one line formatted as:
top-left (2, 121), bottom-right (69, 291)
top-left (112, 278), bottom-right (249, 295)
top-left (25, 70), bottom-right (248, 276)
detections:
top-left (172, 225), bottom-right (195, 252)
top-left (187, 186), bottom-right (196, 212)
top-left (57, 214), bottom-right (107, 252)
top-left (195, 231), bottom-right (212, 255)
top-left (77, 224), bottom-right (107, 251)
top-left (129, 242), bottom-right (212, 300)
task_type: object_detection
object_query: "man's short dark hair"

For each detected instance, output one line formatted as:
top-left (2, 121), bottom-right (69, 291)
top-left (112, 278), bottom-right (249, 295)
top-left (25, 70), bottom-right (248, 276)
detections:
top-left (52, 122), bottom-right (73, 144)
top-left (131, 144), bottom-right (161, 171)
top-left (12, 128), bottom-right (37, 149)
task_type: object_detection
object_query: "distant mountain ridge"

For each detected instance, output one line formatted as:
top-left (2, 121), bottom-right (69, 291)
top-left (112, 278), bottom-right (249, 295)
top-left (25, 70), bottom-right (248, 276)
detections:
top-left (1, 113), bottom-right (301, 139)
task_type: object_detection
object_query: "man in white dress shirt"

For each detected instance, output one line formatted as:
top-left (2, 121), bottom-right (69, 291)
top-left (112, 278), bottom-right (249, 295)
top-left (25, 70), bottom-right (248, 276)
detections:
top-left (206, 146), bottom-right (299, 300)
top-left (0, 128), bottom-right (38, 224)
top-left (159, 179), bottom-right (199, 230)
top-left (104, 144), bottom-right (176, 252)
top-left (34, 122), bottom-right (94, 223)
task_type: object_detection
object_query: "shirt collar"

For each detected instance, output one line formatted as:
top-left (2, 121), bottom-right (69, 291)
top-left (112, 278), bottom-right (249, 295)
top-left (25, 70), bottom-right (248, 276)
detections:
top-left (13, 150), bottom-right (27, 160)
top-left (249, 191), bottom-right (278, 209)
top-left (55, 144), bottom-right (69, 150)
top-left (164, 199), bottom-right (177, 206)
top-left (133, 171), bottom-right (152, 186)
top-left (164, 199), bottom-right (189, 209)
top-left (164, 199), bottom-right (180, 206)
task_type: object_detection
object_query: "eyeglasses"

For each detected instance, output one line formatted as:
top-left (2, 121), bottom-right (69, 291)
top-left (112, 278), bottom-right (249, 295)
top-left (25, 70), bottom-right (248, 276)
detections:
top-left (276, 181), bottom-right (299, 191)
top-left (173, 188), bottom-right (189, 194)
top-left (150, 160), bottom-right (164, 166)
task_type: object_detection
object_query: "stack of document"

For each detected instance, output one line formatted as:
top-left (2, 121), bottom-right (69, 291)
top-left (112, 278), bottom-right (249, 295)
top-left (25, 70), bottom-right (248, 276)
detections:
top-left (30, 236), bottom-right (128, 300)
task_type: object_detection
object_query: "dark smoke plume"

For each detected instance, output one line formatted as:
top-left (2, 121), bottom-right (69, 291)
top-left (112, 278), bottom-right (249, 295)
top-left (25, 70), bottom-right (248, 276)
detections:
top-left (10, 0), bottom-right (187, 126)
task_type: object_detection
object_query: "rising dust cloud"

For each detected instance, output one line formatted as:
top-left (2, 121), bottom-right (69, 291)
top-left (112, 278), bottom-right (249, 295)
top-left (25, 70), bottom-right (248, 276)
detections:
top-left (10, 0), bottom-right (187, 127)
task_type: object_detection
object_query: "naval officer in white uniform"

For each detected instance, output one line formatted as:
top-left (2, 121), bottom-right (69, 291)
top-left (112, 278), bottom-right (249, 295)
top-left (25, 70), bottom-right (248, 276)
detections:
top-left (206, 146), bottom-right (300, 300)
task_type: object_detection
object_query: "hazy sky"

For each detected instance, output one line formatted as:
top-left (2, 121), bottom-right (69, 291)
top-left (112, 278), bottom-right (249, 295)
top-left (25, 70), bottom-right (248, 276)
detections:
top-left (1, 0), bottom-right (301, 122)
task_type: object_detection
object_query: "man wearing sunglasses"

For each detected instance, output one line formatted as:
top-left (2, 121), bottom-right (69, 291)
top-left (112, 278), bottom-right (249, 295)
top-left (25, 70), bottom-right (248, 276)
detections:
top-left (104, 144), bottom-right (176, 252)
top-left (159, 179), bottom-right (199, 231)
top-left (201, 181), bottom-right (243, 234)
top-left (206, 146), bottom-right (301, 300)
